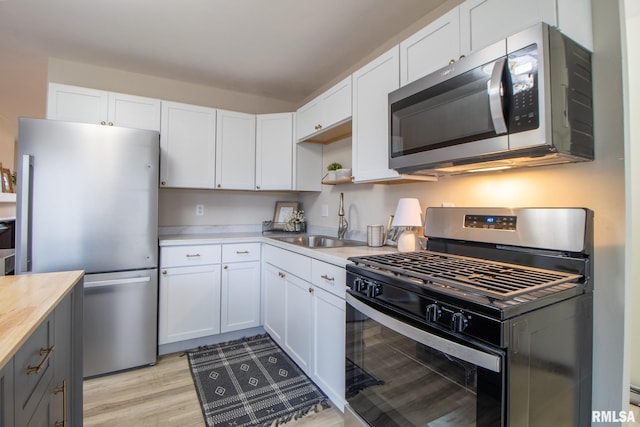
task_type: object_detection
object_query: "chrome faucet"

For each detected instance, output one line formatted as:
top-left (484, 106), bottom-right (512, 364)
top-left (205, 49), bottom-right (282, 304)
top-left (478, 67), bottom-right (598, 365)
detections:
top-left (338, 192), bottom-right (348, 239)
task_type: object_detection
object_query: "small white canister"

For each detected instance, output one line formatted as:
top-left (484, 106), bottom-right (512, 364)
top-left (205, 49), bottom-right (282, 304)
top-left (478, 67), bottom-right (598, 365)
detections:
top-left (367, 224), bottom-right (385, 247)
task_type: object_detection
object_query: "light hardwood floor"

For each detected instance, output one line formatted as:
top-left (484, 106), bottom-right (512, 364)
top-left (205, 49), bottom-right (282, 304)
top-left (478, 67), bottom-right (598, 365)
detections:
top-left (83, 352), bottom-right (344, 427)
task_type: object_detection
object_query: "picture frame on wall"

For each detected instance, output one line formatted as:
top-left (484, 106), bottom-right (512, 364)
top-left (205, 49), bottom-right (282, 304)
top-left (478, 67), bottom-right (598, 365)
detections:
top-left (272, 201), bottom-right (300, 230)
top-left (0, 164), bottom-right (13, 193)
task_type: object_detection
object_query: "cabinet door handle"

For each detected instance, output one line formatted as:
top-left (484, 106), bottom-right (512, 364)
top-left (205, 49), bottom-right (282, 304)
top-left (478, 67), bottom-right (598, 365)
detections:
top-left (278, 272), bottom-right (285, 278)
top-left (108, 122), bottom-right (114, 126)
top-left (459, 55), bottom-right (466, 60)
top-left (320, 274), bottom-right (335, 281)
top-left (217, 184), bottom-right (222, 188)
top-left (224, 265), bottom-right (228, 269)
top-left (26, 345), bottom-right (55, 374)
top-left (308, 287), bottom-right (314, 293)
top-left (186, 254), bottom-right (201, 258)
top-left (449, 58), bottom-right (456, 64)
top-left (161, 181), bottom-right (166, 186)
top-left (54, 379), bottom-right (67, 427)
top-left (100, 121), bottom-right (106, 125)
top-left (236, 250), bottom-right (249, 254)
top-left (162, 270), bottom-right (167, 275)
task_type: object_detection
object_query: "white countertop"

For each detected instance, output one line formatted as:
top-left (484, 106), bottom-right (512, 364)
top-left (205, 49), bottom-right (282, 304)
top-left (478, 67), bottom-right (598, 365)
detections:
top-left (159, 232), bottom-right (396, 267)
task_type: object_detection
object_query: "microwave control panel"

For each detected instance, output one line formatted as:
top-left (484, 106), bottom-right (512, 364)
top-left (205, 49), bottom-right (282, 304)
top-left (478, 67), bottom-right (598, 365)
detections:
top-left (508, 43), bottom-right (539, 133)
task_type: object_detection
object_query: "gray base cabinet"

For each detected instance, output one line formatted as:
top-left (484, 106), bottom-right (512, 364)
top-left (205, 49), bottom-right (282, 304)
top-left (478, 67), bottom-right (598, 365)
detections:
top-left (3, 281), bottom-right (83, 427)
top-left (0, 359), bottom-right (14, 427)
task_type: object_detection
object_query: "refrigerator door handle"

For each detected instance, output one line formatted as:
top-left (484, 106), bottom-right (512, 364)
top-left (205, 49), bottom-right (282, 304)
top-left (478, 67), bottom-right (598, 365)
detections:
top-left (84, 276), bottom-right (152, 289)
top-left (18, 154), bottom-right (33, 273)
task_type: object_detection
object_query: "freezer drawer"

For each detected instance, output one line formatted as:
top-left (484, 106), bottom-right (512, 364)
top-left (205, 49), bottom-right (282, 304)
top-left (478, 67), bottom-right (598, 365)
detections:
top-left (83, 269), bottom-right (158, 377)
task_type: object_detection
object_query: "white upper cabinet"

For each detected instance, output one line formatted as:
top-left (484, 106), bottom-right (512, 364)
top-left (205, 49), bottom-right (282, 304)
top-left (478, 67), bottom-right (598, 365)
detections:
top-left (294, 141), bottom-right (322, 191)
top-left (256, 113), bottom-right (294, 190)
top-left (107, 92), bottom-right (162, 131)
top-left (352, 46), bottom-right (402, 183)
top-left (400, 7), bottom-right (461, 86)
top-left (402, 0), bottom-right (592, 88)
top-left (459, 0), bottom-right (592, 53)
top-left (160, 101), bottom-right (216, 189)
top-left (215, 109), bottom-right (256, 190)
top-left (47, 83), bottom-right (161, 131)
top-left (352, 47), bottom-right (436, 184)
top-left (296, 76), bottom-right (352, 142)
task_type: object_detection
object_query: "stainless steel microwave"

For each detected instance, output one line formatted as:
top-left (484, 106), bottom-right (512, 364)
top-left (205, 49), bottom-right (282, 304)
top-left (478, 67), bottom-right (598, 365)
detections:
top-left (389, 23), bottom-right (593, 176)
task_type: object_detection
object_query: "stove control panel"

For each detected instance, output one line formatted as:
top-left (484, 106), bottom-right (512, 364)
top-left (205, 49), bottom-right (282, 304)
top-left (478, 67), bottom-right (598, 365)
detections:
top-left (464, 214), bottom-right (517, 230)
top-left (346, 269), bottom-right (504, 346)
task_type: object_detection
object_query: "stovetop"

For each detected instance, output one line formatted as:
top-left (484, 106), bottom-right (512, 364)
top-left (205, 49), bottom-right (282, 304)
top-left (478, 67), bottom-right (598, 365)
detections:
top-left (348, 251), bottom-right (582, 301)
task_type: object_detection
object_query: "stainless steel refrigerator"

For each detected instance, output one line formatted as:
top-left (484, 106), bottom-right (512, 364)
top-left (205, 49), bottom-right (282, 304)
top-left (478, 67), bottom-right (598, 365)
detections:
top-left (16, 117), bottom-right (159, 378)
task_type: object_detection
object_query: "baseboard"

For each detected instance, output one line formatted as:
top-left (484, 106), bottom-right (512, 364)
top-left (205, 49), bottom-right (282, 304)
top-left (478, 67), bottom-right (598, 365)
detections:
top-left (631, 385), bottom-right (640, 406)
top-left (158, 326), bottom-right (266, 355)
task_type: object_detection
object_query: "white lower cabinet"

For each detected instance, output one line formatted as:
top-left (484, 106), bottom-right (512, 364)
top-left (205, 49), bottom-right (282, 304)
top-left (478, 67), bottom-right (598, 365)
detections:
top-left (263, 263), bottom-right (286, 343)
top-left (284, 273), bottom-right (313, 373)
top-left (159, 242), bottom-right (262, 346)
top-left (262, 244), bottom-right (346, 411)
top-left (312, 286), bottom-right (345, 411)
top-left (159, 264), bottom-right (222, 344)
top-left (221, 243), bottom-right (261, 333)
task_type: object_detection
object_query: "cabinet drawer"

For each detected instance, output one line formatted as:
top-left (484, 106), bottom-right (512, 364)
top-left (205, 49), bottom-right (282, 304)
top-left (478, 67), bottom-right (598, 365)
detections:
top-left (311, 260), bottom-right (347, 298)
top-left (161, 244), bottom-right (221, 267)
top-left (14, 314), bottom-right (54, 425)
top-left (263, 245), bottom-right (311, 282)
top-left (222, 243), bottom-right (261, 263)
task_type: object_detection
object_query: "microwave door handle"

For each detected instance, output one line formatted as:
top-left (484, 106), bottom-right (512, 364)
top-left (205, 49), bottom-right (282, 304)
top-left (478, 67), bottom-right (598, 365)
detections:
top-left (488, 58), bottom-right (508, 135)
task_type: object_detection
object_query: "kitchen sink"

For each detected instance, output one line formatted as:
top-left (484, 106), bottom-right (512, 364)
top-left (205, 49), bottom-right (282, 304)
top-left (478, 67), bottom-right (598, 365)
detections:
top-left (270, 234), bottom-right (366, 248)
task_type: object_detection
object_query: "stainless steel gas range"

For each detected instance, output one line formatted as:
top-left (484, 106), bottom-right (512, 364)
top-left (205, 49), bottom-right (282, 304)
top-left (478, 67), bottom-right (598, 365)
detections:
top-left (344, 207), bottom-right (593, 427)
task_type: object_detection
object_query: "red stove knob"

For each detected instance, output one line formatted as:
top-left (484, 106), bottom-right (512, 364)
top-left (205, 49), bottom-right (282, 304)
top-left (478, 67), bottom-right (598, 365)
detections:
top-left (451, 312), bottom-right (469, 333)
top-left (425, 304), bottom-right (442, 322)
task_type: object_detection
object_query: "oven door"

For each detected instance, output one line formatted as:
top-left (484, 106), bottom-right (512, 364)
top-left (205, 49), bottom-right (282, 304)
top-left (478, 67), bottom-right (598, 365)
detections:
top-left (345, 292), bottom-right (505, 427)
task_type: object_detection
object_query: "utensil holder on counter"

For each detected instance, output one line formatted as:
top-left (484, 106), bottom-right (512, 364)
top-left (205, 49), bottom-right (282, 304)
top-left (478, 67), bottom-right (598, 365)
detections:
top-left (367, 224), bottom-right (385, 247)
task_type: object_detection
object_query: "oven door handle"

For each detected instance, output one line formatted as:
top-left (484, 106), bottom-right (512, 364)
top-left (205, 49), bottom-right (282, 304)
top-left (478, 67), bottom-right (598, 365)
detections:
top-left (346, 293), bottom-right (502, 373)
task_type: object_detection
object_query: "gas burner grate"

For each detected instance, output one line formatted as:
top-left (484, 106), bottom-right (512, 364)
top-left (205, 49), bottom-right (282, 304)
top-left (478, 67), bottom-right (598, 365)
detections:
top-left (350, 251), bottom-right (582, 300)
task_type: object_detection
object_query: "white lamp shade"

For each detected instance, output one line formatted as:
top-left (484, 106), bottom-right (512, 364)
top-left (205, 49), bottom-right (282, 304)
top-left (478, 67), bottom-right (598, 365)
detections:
top-left (391, 198), bottom-right (423, 227)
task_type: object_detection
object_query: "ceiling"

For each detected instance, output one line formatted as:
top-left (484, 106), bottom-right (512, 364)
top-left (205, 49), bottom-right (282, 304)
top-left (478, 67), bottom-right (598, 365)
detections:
top-left (0, 0), bottom-right (448, 104)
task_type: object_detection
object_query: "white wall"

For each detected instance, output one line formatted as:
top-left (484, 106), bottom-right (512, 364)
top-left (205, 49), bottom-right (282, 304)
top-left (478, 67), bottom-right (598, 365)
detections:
top-left (47, 59), bottom-right (297, 114)
top-left (302, 0), bottom-right (628, 418)
top-left (623, 0), bottom-right (640, 391)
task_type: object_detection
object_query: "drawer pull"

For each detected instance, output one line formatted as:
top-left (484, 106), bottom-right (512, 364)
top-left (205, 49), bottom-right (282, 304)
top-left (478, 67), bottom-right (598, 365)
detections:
top-left (186, 254), bottom-right (201, 258)
top-left (308, 287), bottom-right (314, 293)
top-left (26, 345), bottom-right (55, 375)
top-left (236, 250), bottom-right (249, 254)
top-left (278, 272), bottom-right (285, 278)
top-left (54, 379), bottom-right (67, 427)
top-left (321, 274), bottom-right (335, 282)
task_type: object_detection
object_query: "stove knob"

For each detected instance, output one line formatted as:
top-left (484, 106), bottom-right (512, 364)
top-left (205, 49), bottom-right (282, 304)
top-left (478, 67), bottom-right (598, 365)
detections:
top-left (451, 312), bottom-right (468, 333)
top-left (425, 304), bottom-right (442, 323)
top-left (353, 278), bottom-right (364, 292)
top-left (366, 282), bottom-right (381, 298)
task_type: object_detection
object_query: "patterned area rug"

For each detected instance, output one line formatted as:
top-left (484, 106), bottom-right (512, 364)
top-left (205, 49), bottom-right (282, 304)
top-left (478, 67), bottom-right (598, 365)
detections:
top-left (187, 334), bottom-right (330, 427)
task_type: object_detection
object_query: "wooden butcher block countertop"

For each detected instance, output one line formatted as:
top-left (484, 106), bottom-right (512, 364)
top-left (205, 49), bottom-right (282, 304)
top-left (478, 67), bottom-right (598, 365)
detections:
top-left (0, 270), bottom-right (84, 370)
